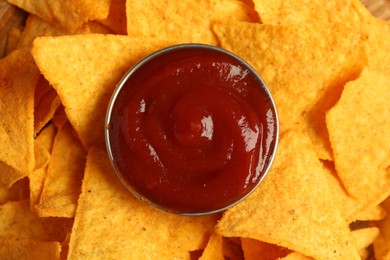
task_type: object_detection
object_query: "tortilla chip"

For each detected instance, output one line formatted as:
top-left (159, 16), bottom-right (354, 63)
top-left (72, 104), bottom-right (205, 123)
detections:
top-left (34, 76), bottom-right (61, 135)
top-left (212, 21), bottom-right (366, 145)
top-left (0, 181), bottom-right (20, 206)
top-left (374, 197), bottom-right (390, 259)
top-left (32, 34), bottom-right (175, 148)
top-left (216, 130), bottom-right (359, 259)
top-left (0, 49), bottom-right (39, 187)
top-left (0, 237), bottom-right (61, 260)
top-left (326, 69), bottom-right (390, 205)
top-left (29, 124), bottom-right (57, 209)
top-left (52, 105), bottom-right (68, 130)
top-left (364, 18), bottom-right (390, 73)
top-left (350, 227), bottom-right (379, 252)
top-left (7, 0), bottom-right (111, 32)
top-left (0, 200), bottom-right (72, 241)
top-left (199, 234), bottom-right (224, 260)
top-left (68, 147), bottom-right (217, 259)
top-left (17, 14), bottom-right (96, 50)
top-left (36, 122), bottom-right (86, 218)
top-left (349, 205), bottom-right (386, 223)
top-left (253, 0), bottom-right (368, 27)
top-left (5, 27), bottom-right (22, 55)
top-left (241, 238), bottom-right (291, 260)
top-left (279, 252), bottom-right (312, 260)
top-left (99, 0), bottom-right (127, 34)
top-left (126, 0), bottom-right (257, 45)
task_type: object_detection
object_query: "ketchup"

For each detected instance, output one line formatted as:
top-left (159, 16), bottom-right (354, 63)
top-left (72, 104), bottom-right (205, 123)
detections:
top-left (106, 44), bottom-right (278, 215)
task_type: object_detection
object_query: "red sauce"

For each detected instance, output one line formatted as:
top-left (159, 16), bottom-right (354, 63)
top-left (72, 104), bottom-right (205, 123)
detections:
top-left (106, 45), bottom-right (278, 214)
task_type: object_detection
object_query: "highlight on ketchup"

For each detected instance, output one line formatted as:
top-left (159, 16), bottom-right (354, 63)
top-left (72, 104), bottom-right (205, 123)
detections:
top-left (105, 44), bottom-right (279, 215)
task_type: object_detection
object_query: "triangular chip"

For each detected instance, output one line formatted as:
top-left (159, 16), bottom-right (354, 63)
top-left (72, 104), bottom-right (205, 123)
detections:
top-left (0, 200), bottom-right (72, 241)
top-left (99, 0), bottom-right (127, 35)
top-left (326, 69), bottom-right (390, 205)
top-left (215, 130), bottom-right (359, 259)
top-left (374, 197), bottom-right (390, 259)
top-left (68, 147), bottom-right (217, 259)
top-left (32, 34), bottom-right (175, 148)
top-left (0, 49), bottom-right (39, 187)
top-left (241, 238), bottom-right (291, 260)
top-left (212, 22), bottom-right (366, 146)
top-left (29, 123), bottom-right (57, 209)
top-left (253, 0), bottom-right (368, 27)
top-left (126, 0), bottom-right (257, 45)
top-left (36, 122), bottom-right (86, 218)
top-left (0, 237), bottom-right (61, 260)
top-left (199, 234), bottom-right (224, 260)
top-left (7, 0), bottom-right (111, 32)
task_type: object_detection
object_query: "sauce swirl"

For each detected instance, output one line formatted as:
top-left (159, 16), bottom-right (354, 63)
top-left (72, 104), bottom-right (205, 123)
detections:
top-left (106, 44), bottom-right (278, 214)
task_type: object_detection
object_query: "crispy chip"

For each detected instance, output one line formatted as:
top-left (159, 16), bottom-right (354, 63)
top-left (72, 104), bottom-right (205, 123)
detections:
top-left (199, 234), bottom-right (224, 260)
top-left (68, 147), bottom-right (217, 259)
top-left (212, 22), bottom-right (366, 155)
top-left (241, 238), bottom-right (291, 260)
top-left (0, 49), bottom-right (39, 187)
top-left (0, 181), bottom-right (20, 206)
top-left (36, 122), bottom-right (86, 218)
top-left (253, 0), bottom-right (368, 27)
top-left (216, 130), bottom-right (359, 259)
top-left (0, 237), bottom-right (61, 260)
top-left (126, 0), bottom-right (257, 45)
top-left (326, 69), bottom-right (390, 205)
top-left (5, 27), bottom-right (21, 55)
top-left (29, 123), bottom-right (57, 209)
top-left (34, 76), bottom-right (61, 135)
top-left (0, 200), bottom-right (72, 241)
top-left (374, 197), bottom-right (390, 259)
top-left (7, 0), bottom-right (111, 32)
top-left (99, 0), bottom-right (127, 34)
top-left (32, 34), bottom-right (175, 148)
top-left (280, 252), bottom-right (312, 260)
top-left (350, 227), bottom-right (379, 252)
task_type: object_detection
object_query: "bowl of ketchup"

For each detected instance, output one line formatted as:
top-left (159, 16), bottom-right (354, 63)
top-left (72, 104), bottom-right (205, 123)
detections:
top-left (105, 44), bottom-right (279, 216)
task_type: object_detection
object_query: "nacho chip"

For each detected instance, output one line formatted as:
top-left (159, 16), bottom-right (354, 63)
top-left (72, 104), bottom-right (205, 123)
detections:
top-left (0, 200), bottom-right (72, 241)
top-left (36, 122), bottom-right (86, 218)
top-left (253, 0), bottom-right (368, 27)
top-left (51, 105), bottom-right (68, 130)
top-left (280, 252), bottom-right (312, 260)
top-left (34, 76), bottom-right (61, 135)
top-left (0, 49), bottom-right (39, 187)
top-left (29, 123), bottom-right (57, 209)
top-left (199, 234), bottom-right (224, 260)
top-left (99, 0), bottom-right (127, 34)
top-left (241, 238), bottom-right (291, 260)
top-left (7, 0), bottom-right (111, 32)
top-left (212, 22), bottom-right (366, 148)
top-left (0, 181), bottom-right (20, 205)
top-left (350, 227), bottom-right (379, 253)
top-left (32, 34), bottom-right (175, 148)
top-left (216, 130), bottom-right (359, 259)
top-left (68, 147), bottom-right (217, 259)
top-left (5, 27), bottom-right (21, 55)
top-left (374, 197), bottom-right (390, 259)
top-left (326, 69), bottom-right (390, 205)
top-left (0, 237), bottom-right (61, 260)
top-left (126, 0), bottom-right (257, 45)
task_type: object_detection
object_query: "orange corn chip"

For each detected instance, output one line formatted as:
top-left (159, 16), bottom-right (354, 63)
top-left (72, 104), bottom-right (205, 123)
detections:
top-left (326, 69), bottom-right (390, 205)
top-left (374, 197), bottom-right (390, 259)
top-left (350, 227), bottom-right (379, 252)
top-left (0, 237), bottom-right (61, 260)
top-left (99, 0), bottom-right (127, 34)
top-left (0, 49), bottom-right (39, 187)
top-left (212, 22), bottom-right (366, 147)
top-left (241, 238), bottom-right (291, 260)
top-left (68, 147), bottom-right (217, 259)
top-left (32, 34), bottom-right (175, 148)
top-left (7, 0), bottom-right (111, 32)
top-left (36, 122), bottom-right (86, 218)
top-left (0, 200), bottom-right (72, 241)
top-left (199, 234), bottom-right (224, 260)
top-left (29, 123), bottom-right (57, 209)
top-left (216, 130), bottom-right (359, 259)
top-left (280, 252), bottom-right (312, 260)
top-left (34, 76), bottom-right (61, 135)
top-left (126, 0), bottom-right (257, 45)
